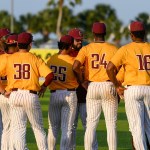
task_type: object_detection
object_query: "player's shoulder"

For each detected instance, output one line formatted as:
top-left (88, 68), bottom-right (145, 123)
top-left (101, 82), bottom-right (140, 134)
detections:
top-left (49, 53), bottom-right (59, 60)
top-left (84, 42), bottom-right (94, 48)
top-left (79, 43), bottom-right (91, 52)
top-left (0, 53), bottom-right (8, 59)
top-left (118, 42), bottom-right (134, 51)
top-left (0, 53), bottom-right (9, 64)
top-left (47, 53), bottom-right (58, 63)
top-left (143, 42), bottom-right (150, 48)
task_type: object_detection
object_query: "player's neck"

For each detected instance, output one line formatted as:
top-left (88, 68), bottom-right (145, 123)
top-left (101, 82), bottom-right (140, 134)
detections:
top-left (19, 49), bottom-right (29, 53)
top-left (58, 49), bottom-right (69, 55)
top-left (133, 40), bottom-right (145, 43)
top-left (94, 41), bottom-right (105, 43)
top-left (94, 37), bottom-right (105, 43)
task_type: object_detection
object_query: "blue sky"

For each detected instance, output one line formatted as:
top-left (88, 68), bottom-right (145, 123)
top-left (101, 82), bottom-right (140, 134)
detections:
top-left (0, 0), bottom-right (150, 25)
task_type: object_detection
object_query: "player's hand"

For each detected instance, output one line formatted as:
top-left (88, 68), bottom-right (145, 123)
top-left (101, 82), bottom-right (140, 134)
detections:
top-left (81, 80), bottom-right (89, 90)
top-left (116, 86), bottom-right (126, 99)
top-left (4, 91), bottom-right (11, 98)
top-left (38, 85), bottom-right (47, 98)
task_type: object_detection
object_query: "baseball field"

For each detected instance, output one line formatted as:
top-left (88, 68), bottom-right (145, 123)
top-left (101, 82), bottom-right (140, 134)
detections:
top-left (26, 90), bottom-right (132, 150)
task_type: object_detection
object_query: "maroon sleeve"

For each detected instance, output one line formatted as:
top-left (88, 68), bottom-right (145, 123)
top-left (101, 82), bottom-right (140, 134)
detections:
top-left (43, 72), bottom-right (54, 87)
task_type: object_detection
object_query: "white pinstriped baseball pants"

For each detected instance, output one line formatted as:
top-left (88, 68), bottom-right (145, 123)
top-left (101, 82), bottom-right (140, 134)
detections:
top-left (9, 89), bottom-right (48, 150)
top-left (71, 103), bottom-right (87, 150)
top-left (71, 103), bottom-right (98, 150)
top-left (47, 90), bottom-right (77, 150)
top-left (84, 82), bottom-right (118, 150)
top-left (124, 86), bottom-right (150, 150)
top-left (0, 95), bottom-right (10, 150)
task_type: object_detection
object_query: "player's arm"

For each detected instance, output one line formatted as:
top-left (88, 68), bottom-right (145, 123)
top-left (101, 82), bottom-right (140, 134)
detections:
top-left (73, 60), bottom-right (84, 84)
top-left (38, 72), bottom-right (54, 97)
top-left (38, 57), bottom-right (54, 97)
top-left (72, 47), bottom-right (86, 84)
top-left (0, 83), bottom-right (6, 96)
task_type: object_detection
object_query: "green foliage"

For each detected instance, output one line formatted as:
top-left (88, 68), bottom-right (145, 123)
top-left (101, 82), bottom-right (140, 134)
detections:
top-left (0, 11), bottom-right (12, 28)
top-left (1, 2), bottom-right (150, 43)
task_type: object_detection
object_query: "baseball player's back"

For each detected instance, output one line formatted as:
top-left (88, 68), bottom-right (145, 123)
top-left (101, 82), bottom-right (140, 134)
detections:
top-left (107, 21), bottom-right (150, 149)
top-left (47, 35), bottom-right (78, 150)
top-left (47, 53), bottom-right (78, 90)
top-left (0, 32), bottom-right (53, 150)
top-left (113, 42), bottom-right (150, 86)
top-left (5, 52), bottom-right (51, 91)
top-left (78, 42), bottom-right (117, 82)
top-left (73, 22), bottom-right (118, 150)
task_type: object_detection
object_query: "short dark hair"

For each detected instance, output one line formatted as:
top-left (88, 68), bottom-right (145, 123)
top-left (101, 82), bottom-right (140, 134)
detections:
top-left (5, 44), bottom-right (17, 52)
top-left (58, 42), bottom-right (71, 50)
top-left (18, 43), bottom-right (30, 49)
top-left (131, 30), bottom-right (145, 39)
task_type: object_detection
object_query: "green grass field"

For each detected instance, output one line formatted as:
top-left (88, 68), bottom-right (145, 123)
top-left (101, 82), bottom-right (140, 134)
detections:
top-left (26, 90), bottom-right (132, 150)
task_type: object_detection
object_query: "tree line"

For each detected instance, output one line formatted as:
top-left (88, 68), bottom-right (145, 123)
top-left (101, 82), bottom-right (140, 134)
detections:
top-left (0, 2), bottom-right (150, 46)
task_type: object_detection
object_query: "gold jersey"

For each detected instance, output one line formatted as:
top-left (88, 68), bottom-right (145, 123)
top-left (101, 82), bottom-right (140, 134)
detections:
top-left (0, 53), bottom-right (9, 88)
top-left (47, 54), bottom-right (78, 90)
top-left (111, 42), bottom-right (150, 85)
top-left (0, 52), bottom-right (52, 91)
top-left (75, 42), bottom-right (118, 82)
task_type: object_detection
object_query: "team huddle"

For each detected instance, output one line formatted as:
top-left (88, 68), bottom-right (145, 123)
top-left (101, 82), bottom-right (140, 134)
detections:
top-left (0, 21), bottom-right (149, 150)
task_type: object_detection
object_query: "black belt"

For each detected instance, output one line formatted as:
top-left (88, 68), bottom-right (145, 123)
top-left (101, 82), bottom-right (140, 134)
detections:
top-left (89, 80), bottom-right (110, 83)
top-left (12, 88), bottom-right (37, 94)
top-left (127, 85), bottom-right (131, 87)
top-left (51, 88), bottom-right (76, 93)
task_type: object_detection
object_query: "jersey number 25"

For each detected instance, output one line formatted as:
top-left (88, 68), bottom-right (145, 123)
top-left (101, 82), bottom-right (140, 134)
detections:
top-left (50, 65), bottom-right (67, 82)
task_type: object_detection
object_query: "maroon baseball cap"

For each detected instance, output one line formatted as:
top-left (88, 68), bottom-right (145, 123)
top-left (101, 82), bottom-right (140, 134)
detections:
top-left (0, 28), bottom-right (10, 39)
top-left (6, 34), bottom-right (18, 45)
top-left (68, 28), bottom-right (83, 40)
top-left (60, 35), bottom-right (74, 45)
top-left (130, 21), bottom-right (145, 32)
top-left (92, 22), bottom-right (106, 34)
top-left (18, 32), bottom-right (33, 44)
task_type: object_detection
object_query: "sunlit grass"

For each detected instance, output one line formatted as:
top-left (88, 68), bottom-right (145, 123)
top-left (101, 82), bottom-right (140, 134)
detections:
top-left (26, 90), bottom-right (132, 150)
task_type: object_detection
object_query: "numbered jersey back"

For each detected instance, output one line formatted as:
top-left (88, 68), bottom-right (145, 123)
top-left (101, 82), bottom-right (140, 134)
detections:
top-left (47, 54), bottom-right (78, 90)
top-left (75, 42), bottom-right (118, 82)
top-left (5, 52), bottom-right (52, 91)
top-left (111, 42), bottom-right (150, 85)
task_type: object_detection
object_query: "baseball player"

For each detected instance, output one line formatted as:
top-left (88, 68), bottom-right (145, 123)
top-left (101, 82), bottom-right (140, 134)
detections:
top-left (0, 33), bottom-right (18, 150)
top-left (0, 28), bottom-right (11, 150)
top-left (73, 22), bottom-right (118, 150)
top-left (68, 28), bottom-right (98, 150)
top-left (106, 21), bottom-right (150, 149)
top-left (47, 35), bottom-right (78, 150)
top-left (0, 32), bottom-right (54, 150)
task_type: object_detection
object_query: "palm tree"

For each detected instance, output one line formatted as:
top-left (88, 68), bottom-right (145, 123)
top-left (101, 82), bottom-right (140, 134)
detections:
top-left (47, 0), bottom-right (82, 39)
